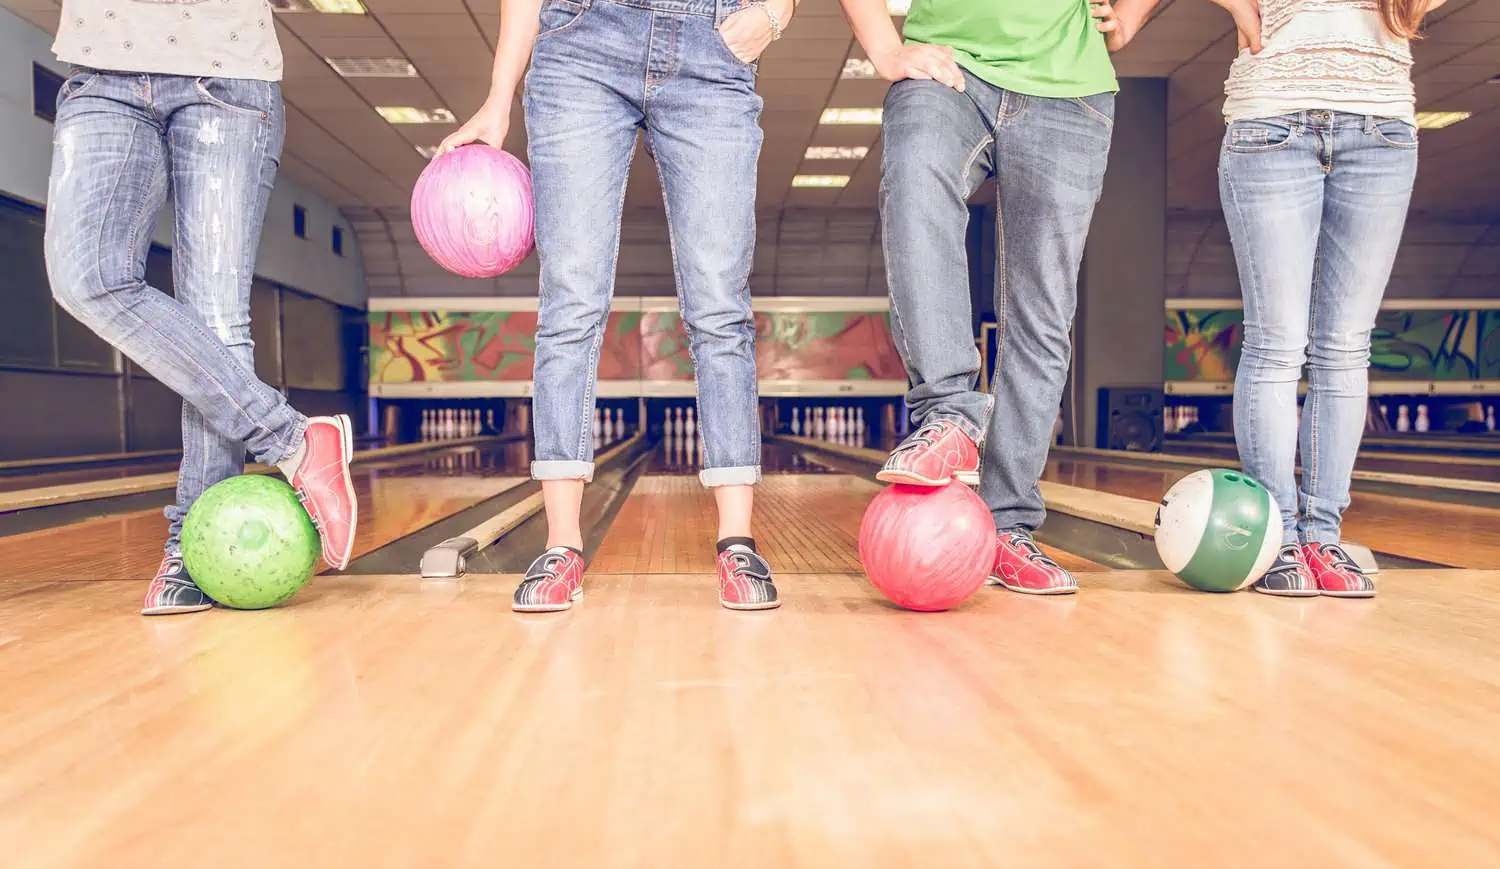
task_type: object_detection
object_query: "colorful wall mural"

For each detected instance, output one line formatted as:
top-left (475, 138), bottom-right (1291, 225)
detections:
top-left (1166, 308), bottom-right (1500, 382)
top-left (369, 305), bottom-right (907, 392)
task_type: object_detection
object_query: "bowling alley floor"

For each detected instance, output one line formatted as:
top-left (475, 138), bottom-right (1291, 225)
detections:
top-left (3, 444), bottom-right (1500, 867)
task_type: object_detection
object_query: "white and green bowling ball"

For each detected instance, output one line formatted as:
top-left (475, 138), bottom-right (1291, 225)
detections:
top-left (1154, 469), bottom-right (1281, 592)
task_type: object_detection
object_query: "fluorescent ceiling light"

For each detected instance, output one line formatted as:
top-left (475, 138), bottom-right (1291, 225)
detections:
top-left (805, 146), bottom-right (869, 160)
top-left (1414, 111), bottom-right (1471, 129)
top-left (415, 145), bottom-right (441, 159)
top-left (270, 0), bottom-right (366, 12)
top-left (842, 58), bottom-right (877, 79)
top-left (820, 107), bottom-right (883, 125)
top-left (792, 175), bottom-right (850, 188)
top-left (376, 106), bottom-right (456, 124)
top-left (327, 57), bottom-right (417, 78)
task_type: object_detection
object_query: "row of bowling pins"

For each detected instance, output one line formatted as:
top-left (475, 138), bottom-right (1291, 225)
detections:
top-left (420, 408), bottom-right (493, 441)
top-left (790, 406), bottom-right (866, 442)
top-left (1163, 405), bottom-right (1200, 434)
top-left (1384, 403), bottom-right (1431, 433)
top-left (430, 447), bottom-right (487, 473)
top-left (593, 407), bottom-right (632, 442)
top-left (661, 406), bottom-right (697, 438)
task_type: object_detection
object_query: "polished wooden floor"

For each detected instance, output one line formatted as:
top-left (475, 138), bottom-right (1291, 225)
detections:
top-left (3, 570), bottom-right (1499, 867)
top-left (1046, 458), bottom-right (1500, 569)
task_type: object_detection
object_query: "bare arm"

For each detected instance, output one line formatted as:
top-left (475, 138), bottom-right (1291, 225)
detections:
top-left (438, 0), bottom-right (543, 154)
top-left (837, 0), bottom-right (965, 90)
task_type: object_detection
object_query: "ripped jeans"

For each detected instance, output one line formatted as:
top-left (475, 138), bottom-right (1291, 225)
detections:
top-left (44, 69), bottom-right (306, 554)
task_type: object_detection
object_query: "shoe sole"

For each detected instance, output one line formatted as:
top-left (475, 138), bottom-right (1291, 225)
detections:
top-left (876, 470), bottom-right (981, 487)
top-left (141, 603), bottom-right (214, 616)
top-left (988, 575), bottom-right (1078, 595)
top-left (720, 598), bottom-right (782, 611)
top-left (512, 586), bottom-right (584, 613)
top-left (1251, 585), bottom-right (1320, 598)
top-left (1320, 589), bottom-right (1377, 599)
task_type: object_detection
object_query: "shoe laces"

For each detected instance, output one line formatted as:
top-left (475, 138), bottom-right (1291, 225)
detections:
top-left (1006, 531), bottom-right (1061, 569)
top-left (891, 422), bottom-right (946, 456)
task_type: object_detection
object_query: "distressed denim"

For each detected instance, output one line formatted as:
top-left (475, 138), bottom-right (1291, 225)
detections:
top-left (524, 0), bottom-right (763, 487)
top-left (1221, 110), bottom-right (1417, 545)
top-left (880, 71), bottom-right (1114, 530)
top-left (45, 70), bottom-right (305, 553)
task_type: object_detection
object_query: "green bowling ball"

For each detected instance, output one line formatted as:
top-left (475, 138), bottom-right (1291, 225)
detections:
top-left (1154, 469), bottom-right (1281, 592)
top-left (180, 475), bottom-right (321, 609)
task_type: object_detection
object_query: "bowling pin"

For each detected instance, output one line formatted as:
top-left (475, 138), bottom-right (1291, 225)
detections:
top-left (791, 407), bottom-right (801, 436)
top-left (593, 407), bottom-right (603, 439)
top-left (855, 407), bottom-right (865, 435)
top-left (1396, 404), bottom-right (1410, 432)
top-left (613, 408), bottom-right (624, 436)
top-left (444, 408), bottom-right (457, 439)
top-left (420, 409), bottom-right (432, 441)
top-left (1415, 403), bottom-right (1430, 433)
top-left (684, 406), bottom-right (696, 440)
top-left (1488, 405), bottom-right (1496, 433)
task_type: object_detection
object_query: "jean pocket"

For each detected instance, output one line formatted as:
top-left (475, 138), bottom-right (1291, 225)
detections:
top-left (1071, 93), bottom-right (1115, 127)
top-left (58, 70), bottom-right (100, 103)
top-left (536, 0), bottom-right (588, 40)
top-left (1225, 119), bottom-right (1296, 154)
top-left (1371, 119), bottom-right (1418, 149)
top-left (194, 78), bottom-right (274, 119)
top-left (714, 22), bottom-right (761, 72)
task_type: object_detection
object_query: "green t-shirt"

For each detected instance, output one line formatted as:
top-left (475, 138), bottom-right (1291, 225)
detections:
top-left (902, 0), bottom-right (1118, 98)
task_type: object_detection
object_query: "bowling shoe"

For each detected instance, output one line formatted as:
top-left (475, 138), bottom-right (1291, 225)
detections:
top-left (717, 545), bottom-right (780, 610)
top-left (279, 415), bottom-right (358, 570)
top-left (877, 420), bottom-right (981, 487)
top-left (1251, 546), bottom-right (1319, 597)
top-left (1302, 543), bottom-right (1377, 598)
top-left (141, 556), bottom-right (214, 616)
top-left (989, 529), bottom-right (1079, 595)
top-left (513, 547), bottom-right (585, 612)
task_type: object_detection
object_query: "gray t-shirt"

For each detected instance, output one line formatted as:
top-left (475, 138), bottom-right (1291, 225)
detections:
top-left (53, 0), bottom-right (283, 82)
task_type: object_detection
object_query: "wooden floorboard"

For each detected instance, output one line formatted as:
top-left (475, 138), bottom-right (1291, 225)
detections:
top-left (1, 570), bottom-right (1498, 867)
top-left (591, 473), bottom-right (1109, 576)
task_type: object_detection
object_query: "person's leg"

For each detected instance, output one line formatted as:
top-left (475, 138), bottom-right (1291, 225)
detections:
top-left (44, 72), bottom-right (357, 601)
top-left (162, 75), bottom-right (286, 556)
top-left (1301, 114), bottom-right (1416, 597)
top-left (875, 72), bottom-right (999, 486)
top-left (648, 2), bottom-right (773, 610)
top-left (1219, 113), bottom-right (1324, 596)
top-left (983, 93), bottom-right (1112, 595)
top-left (514, 0), bottom-right (642, 612)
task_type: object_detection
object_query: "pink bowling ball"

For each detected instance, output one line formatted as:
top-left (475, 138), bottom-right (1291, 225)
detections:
top-left (411, 145), bottom-right (535, 279)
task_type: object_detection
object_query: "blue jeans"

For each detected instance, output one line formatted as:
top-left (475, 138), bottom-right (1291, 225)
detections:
top-left (881, 73), bottom-right (1114, 530)
top-left (523, 0), bottom-right (762, 488)
top-left (1220, 111), bottom-right (1417, 545)
top-left (44, 70), bottom-right (305, 554)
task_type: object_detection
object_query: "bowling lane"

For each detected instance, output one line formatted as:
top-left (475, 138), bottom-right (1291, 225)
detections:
top-left (0, 440), bottom-right (537, 584)
top-left (589, 440), bottom-right (1103, 577)
top-left (0, 455), bottom-right (186, 494)
top-left (1045, 456), bottom-right (1500, 569)
top-left (1160, 439), bottom-right (1500, 483)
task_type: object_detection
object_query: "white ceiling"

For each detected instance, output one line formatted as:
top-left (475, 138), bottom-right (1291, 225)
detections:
top-left (7, 0), bottom-right (1496, 214)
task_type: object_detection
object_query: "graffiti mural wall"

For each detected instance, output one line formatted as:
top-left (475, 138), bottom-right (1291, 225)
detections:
top-left (369, 302), bottom-right (907, 394)
top-left (1166, 307), bottom-right (1500, 383)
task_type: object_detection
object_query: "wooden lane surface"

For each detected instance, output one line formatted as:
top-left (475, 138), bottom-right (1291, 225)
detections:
top-left (590, 472), bottom-right (1105, 576)
top-left (3, 569), bottom-right (1500, 867)
top-left (1046, 457), bottom-right (1500, 569)
top-left (0, 435), bottom-right (511, 513)
top-left (0, 444), bottom-right (533, 583)
top-left (0, 456), bottom-right (185, 494)
top-left (1157, 440), bottom-right (1500, 483)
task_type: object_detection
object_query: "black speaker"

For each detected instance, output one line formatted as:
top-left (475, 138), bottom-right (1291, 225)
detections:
top-left (1097, 387), bottom-right (1163, 452)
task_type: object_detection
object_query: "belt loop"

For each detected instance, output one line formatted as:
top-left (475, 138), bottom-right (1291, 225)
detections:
top-left (1363, 115), bottom-right (1375, 134)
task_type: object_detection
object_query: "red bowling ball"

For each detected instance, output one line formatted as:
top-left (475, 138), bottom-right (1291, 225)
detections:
top-left (858, 481), bottom-right (996, 612)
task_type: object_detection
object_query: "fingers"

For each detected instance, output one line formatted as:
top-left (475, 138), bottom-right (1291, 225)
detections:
top-left (914, 45), bottom-right (963, 91)
top-left (436, 131), bottom-right (475, 157)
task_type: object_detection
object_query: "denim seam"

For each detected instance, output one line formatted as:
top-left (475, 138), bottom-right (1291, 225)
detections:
top-left (655, 138), bottom-right (713, 468)
top-left (575, 138), bottom-right (637, 462)
top-left (1305, 243), bottom-right (1324, 531)
top-left (535, 0), bottom-right (592, 41)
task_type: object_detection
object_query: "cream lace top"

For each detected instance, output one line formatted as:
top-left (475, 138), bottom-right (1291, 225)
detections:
top-left (1223, 0), bottom-right (1414, 124)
